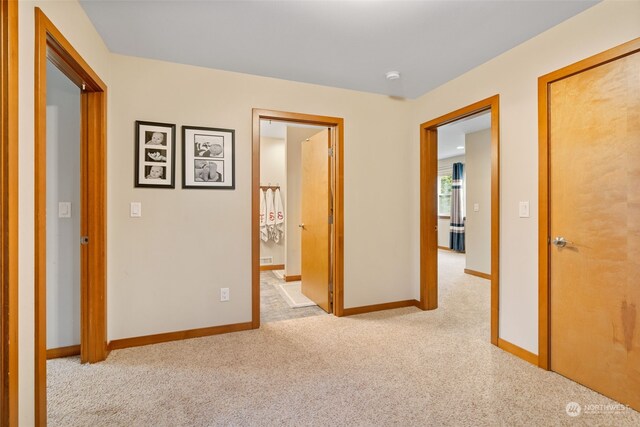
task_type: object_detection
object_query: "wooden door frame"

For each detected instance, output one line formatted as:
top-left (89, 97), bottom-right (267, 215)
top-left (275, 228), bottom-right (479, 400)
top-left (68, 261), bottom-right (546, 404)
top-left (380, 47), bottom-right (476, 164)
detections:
top-left (34, 8), bottom-right (108, 425)
top-left (1, 0), bottom-right (19, 425)
top-left (537, 37), bottom-right (640, 370)
top-left (419, 95), bottom-right (500, 345)
top-left (251, 109), bottom-right (344, 327)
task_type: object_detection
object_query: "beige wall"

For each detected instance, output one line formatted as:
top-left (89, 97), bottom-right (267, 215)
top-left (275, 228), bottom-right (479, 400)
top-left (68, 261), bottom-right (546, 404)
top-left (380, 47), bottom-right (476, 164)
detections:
top-left (259, 137), bottom-right (286, 266)
top-left (107, 53), bottom-right (414, 341)
top-left (464, 129), bottom-right (491, 275)
top-left (410, 0), bottom-right (640, 353)
top-left (285, 127), bottom-right (322, 277)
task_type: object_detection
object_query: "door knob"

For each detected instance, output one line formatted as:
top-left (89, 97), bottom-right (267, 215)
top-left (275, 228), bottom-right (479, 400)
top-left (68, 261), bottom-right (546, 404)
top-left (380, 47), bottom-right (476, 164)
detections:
top-left (298, 224), bottom-right (305, 229)
top-left (552, 236), bottom-right (573, 248)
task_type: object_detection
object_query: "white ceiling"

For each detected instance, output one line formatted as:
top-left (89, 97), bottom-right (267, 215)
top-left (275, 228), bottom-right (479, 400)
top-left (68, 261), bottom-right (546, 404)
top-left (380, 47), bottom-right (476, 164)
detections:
top-left (438, 111), bottom-right (491, 159)
top-left (79, 0), bottom-right (598, 99)
top-left (260, 120), bottom-right (326, 139)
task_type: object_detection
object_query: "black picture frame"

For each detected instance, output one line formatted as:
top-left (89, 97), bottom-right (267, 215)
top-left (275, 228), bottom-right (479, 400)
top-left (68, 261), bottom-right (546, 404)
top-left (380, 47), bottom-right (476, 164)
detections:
top-left (182, 125), bottom-right (235, 190)
top-left (134, 120), bottom-right (176, 188)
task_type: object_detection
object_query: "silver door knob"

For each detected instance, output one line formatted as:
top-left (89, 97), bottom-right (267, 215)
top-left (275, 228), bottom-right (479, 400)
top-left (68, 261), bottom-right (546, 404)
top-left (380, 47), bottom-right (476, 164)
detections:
top-left (552, 236), bottom-right (572, 248)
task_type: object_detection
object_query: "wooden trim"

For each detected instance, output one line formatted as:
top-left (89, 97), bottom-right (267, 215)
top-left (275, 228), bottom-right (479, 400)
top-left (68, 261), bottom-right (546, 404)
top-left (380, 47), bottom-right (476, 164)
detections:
top-left (437, 246), bottom-right (451, 251)
top-left (464, 269), bottom-right (491, 280)
top-left (46, 345), bottom-right (80, 360)
top-left (34, 8), bottom-right (108, 425)
top-left (252, 109), bottom-right (345, 327)
top-left (342, 300), bottom-right (420, 316)
top-left (108, 322), bottom-right (253, 351)
top-left (284, 274), bottom-right (301, 282)
top-left (420, 95), bottom-right (500, 346)
top-left (497, 338), bottom-right (539, 366)
top-left (437, 215), bottom-right (450, 219)
top-left (537, 37), bottom-right (640, 371)
top-left (1, 1), bottom-right (19, 425)
top-left (259, 264), bottom-right (285, 271)
top-left (419, 128), bottom-right (438, 310)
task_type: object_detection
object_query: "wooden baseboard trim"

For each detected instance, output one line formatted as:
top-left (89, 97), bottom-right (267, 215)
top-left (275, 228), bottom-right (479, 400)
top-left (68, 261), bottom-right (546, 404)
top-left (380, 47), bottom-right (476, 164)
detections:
top-left (437, 246), bottom-right (451, 251)
top-left (497, 338), bottom-right (539, 366)
top-left (46, 345), bottom-right (80, 360)
top-left (342, 299), bottom-right (420, 316)
top-left (108, 322), bottom-right (254, 351)
top-left (284, 274), bottom-right (301, 282)
top-left (260, 264), bottom-right (285, 271)
top-left (464, 268), bottom-right (491, 280)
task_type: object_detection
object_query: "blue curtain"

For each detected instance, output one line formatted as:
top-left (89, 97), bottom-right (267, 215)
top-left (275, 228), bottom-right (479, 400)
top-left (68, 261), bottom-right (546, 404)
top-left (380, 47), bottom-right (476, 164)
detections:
top-left (449, 162), bottom-right (465, 252)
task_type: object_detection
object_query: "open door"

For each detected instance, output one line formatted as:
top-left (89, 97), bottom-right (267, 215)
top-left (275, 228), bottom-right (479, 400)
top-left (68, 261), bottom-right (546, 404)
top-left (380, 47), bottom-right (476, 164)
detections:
top-left (300, 128), bottom-right (331, 313)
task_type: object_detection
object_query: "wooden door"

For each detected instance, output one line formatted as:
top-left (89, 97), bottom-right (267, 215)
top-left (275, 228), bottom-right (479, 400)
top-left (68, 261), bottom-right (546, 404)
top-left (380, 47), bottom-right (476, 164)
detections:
top-left (301, 129), bottom-right (331, 313)
top-left (549, 51), bottom-right (639, 410)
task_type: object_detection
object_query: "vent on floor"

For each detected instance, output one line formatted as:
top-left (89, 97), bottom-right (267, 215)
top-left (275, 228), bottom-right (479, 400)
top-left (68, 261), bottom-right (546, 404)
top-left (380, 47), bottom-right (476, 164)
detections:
top-left (260, 256), bottom-right (273, 265)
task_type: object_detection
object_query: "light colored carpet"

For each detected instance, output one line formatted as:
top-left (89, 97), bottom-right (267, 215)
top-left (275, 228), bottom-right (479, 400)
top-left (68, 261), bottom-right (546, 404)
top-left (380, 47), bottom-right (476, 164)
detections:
top-left (277, 282), bottom-right (317, 308)
top-left (47, 251), bottom-right (640, 426)
top-left (272, 269), bottom-right (285, 280)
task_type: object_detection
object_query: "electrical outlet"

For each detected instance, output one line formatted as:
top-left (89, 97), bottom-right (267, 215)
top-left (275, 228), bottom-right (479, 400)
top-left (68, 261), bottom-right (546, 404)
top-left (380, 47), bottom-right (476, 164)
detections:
top-left (220, 288), bottom-right (230, 302)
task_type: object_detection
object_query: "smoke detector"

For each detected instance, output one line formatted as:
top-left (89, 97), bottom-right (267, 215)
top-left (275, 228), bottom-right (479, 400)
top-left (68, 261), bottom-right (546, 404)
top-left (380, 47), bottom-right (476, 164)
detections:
top-left (385, 71), bottom-right (401, 80)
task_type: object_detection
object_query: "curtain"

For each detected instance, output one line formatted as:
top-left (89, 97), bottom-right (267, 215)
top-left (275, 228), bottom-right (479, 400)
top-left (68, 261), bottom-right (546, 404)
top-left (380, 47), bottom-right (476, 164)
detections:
top-left (449, 162), bottom-right (465, 252)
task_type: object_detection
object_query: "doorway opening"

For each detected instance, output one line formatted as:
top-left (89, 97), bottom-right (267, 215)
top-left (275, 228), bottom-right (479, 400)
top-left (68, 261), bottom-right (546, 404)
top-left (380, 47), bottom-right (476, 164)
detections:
top-left (44, 61), bottom-right (82, 361)
top-left (419, 95), bottom-right (500, 345)
top-left (34, 8), bottom-right (108, 424)
top-left (258, 120), bottom-right (329, 323)
top-left (252, 110), bottom-right (344, 328)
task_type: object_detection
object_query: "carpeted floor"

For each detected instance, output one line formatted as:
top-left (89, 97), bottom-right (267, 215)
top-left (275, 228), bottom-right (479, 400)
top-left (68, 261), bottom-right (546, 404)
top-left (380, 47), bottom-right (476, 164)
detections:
top-left (47, 251), bottom-right (640, 426)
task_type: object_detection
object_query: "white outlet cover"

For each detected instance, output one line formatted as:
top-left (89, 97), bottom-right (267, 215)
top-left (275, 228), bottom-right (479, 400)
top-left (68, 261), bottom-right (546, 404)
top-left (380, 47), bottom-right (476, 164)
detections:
top-left (519, 201), bottom-right (530, 218)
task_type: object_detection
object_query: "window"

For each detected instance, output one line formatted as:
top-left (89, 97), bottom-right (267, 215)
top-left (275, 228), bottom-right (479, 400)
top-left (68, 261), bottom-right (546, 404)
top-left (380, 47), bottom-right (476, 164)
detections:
top-left (438, 175), bottom-right (452, 216)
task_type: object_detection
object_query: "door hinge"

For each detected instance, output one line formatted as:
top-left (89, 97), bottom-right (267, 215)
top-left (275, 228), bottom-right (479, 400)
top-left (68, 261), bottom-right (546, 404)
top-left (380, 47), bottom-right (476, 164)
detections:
top-left (81, 236), bottom-right (89, 245)
top-left (328, 214), bottom-right (333, 225)
top-left (81, 83), bottom-right (86, 91)
top-left (328, 147), bottom-right (334, 157)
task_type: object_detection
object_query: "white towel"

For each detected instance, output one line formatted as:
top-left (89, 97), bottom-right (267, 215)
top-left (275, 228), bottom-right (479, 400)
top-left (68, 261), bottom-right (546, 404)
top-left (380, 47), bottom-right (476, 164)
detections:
top-left (265, 188), bottom-right (276, 240)
top-left (274, 188), bottom-right (285, 243)
top-left (259, 189), bottom-right (268, 242)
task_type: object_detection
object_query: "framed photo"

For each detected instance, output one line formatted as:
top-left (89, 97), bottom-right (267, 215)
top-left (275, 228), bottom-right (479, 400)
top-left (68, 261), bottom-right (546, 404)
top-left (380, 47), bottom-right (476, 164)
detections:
top-left (134, 121), bottom-right (176, 188)
top-left (182, 126), bottom-right (235, 189)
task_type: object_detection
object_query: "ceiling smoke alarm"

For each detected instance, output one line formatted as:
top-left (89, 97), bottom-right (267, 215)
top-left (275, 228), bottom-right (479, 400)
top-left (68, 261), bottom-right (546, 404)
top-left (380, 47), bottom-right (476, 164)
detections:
top-left (385, 71), bottom-right (401, 80)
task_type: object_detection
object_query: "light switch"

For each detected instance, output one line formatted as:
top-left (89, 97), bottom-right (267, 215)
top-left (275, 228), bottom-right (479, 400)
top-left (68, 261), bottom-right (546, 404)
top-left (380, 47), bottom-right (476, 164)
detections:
top-left (58, 202), bottom-right (71, 218)
top-left (130, 202), bottom-right (142, 218)
top-left (519, 201), bottom-right (530, 218)
top-left (473, 203), bottom-right (479, 212)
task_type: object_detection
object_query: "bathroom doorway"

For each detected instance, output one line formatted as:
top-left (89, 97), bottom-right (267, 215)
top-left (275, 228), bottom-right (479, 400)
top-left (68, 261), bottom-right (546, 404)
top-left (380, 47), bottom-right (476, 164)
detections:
top-left (252, 109), bottom-right (345, 328)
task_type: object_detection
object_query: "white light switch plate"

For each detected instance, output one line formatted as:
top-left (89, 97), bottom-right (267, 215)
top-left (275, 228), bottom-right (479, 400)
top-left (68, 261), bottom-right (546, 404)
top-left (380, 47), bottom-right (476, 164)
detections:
top-left (130, 202), bottom-right (142, 218)
top-left (473, 203), bottom-right (479, 212)
top-left (519, 201), bottom-right (530, 218)
top-left (58, 202), bottom-right (71, 218)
